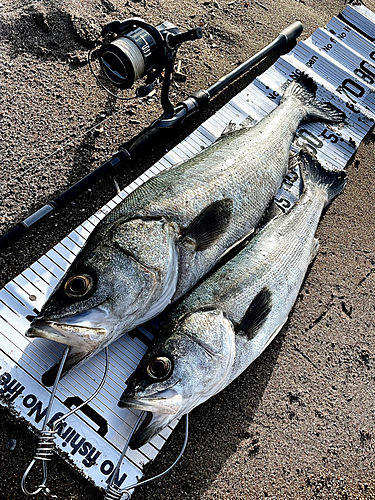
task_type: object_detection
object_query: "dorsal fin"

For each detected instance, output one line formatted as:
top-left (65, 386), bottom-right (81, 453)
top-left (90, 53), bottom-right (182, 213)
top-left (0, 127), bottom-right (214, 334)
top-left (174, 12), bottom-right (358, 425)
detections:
top-left (236, 287), bottom-right (273, 340)
top-left (220, 117), bottom-right (254, 138)
top-left (181, 198), bottom-right (233, 251)
top-left (221, 120), bottom-right (240, 137)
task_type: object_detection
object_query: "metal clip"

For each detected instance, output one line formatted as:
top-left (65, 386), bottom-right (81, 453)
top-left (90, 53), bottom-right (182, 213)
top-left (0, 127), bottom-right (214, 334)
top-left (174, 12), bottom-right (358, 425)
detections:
top-left (21, 346), bottom-right (109, 496)
top-left (104, 412), bottom-right (189, 499)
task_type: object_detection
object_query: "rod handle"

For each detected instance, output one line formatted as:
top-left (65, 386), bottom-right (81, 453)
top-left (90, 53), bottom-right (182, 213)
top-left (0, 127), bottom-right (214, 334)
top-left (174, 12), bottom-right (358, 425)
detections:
top-left (280, 21), bottom-right (303, 43)
top-left (126, 126), bottom-right (170, 157)
top-left (0, 224), bottom-right (29, 251)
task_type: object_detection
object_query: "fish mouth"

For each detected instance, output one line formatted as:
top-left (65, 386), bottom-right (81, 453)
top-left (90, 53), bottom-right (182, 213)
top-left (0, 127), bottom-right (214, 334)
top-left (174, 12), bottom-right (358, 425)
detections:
top-left (26, 320), bottom-right (107, 350)
top-left (119, 389), bottom-right (183, 449)
top-left (126, 411), bottom-right (180, 450)
top-left (118, 388), bottom-right (183, 415)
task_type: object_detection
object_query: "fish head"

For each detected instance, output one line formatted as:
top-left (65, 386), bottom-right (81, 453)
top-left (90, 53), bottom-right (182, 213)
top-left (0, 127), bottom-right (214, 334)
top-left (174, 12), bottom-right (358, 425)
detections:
top-left (119, 307), bottom-right (236, 448)
top-left (26, 218), bottom-right (180, 365)
top-left (27, 246), bottom-right (155, 347)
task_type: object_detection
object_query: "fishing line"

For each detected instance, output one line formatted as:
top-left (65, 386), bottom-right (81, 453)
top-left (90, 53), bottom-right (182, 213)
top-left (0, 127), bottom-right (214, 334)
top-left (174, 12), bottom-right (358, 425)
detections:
top-left (3, 17), bottom-right (198, 193)
top-left (1, 104), bottom-right (136, 191)
top-left (0, 21), bottom-right (303, 251)
top-left (2, 36), bottom-right (140, 193)
top-left (88, 45), bottom-right (149, 102)
top-left (104, 413), bottom-right (189, 500)
top-left (21, 346), bottom-right (110, 496)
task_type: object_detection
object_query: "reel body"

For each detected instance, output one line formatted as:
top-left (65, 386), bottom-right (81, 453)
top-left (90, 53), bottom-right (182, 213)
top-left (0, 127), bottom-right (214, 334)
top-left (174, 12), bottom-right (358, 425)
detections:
top-left (95, 18), bottom-right (202, 98)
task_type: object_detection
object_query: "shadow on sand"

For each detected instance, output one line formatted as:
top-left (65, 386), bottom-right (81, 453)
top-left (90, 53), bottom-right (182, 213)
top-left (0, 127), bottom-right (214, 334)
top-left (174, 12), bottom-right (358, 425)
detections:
top-left (131, 330), bottom-right (286, 500)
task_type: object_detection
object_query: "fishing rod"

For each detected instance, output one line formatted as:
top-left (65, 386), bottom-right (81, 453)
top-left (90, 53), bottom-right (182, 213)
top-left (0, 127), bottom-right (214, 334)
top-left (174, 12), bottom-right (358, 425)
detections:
top-left (0, 20), bottom-right (303, 252)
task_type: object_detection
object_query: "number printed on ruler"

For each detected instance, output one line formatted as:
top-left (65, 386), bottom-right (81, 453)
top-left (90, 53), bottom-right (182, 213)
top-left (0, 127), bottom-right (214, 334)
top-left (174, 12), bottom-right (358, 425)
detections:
top-left (291, 42), bottom-right (375, 117)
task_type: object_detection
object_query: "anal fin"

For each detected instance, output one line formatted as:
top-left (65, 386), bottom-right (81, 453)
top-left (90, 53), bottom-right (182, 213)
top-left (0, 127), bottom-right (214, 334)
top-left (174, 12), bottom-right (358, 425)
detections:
top-left (311, 237), bottom-right (320, 261)
top-left (263, 320), bottom-right (287, 351)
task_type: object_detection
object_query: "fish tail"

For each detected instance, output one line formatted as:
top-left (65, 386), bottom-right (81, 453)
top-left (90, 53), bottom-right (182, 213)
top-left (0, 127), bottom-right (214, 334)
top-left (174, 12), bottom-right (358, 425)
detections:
top-left (300, 151), bottom-right (347, 205)
top-left (281, 73), bottom-right (346, 124)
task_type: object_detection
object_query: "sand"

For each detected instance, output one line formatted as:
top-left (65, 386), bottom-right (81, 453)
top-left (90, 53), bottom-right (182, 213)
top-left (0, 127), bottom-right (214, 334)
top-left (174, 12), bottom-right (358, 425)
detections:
top-left (1, 0), bottom-right (375, 498)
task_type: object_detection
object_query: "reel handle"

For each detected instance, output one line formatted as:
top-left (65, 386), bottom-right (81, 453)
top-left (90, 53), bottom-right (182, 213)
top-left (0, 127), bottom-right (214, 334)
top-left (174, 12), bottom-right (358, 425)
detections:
top-left (168, 28), bottom-right (203, 48)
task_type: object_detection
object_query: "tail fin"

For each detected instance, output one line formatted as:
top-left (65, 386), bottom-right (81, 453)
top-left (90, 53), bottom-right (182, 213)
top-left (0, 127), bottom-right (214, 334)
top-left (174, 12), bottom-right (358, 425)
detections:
top-left (281, 73), bottom-right (346, 124)
top-left (300, 151), bottom-right (347, 206)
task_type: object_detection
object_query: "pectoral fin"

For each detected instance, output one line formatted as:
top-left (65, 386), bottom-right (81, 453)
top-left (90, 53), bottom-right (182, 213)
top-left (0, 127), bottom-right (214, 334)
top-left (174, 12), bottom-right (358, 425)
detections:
top-left (236, 287), bottom-right (272, 340)
top-left (181, 198), bottom-right (233, 251)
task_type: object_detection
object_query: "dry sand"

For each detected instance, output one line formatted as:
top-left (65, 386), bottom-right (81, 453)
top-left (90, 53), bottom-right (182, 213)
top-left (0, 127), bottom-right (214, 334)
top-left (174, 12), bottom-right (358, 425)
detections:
top-left (1, 0), bottom-right (375, 498)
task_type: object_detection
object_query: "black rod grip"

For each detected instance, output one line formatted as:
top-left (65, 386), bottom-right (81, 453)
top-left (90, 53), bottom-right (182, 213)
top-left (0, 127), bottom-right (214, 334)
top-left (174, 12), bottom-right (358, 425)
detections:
top-left (126, 125), bottom-right (174, 157)
top-left (0, 151), bottom-right (129, 252)
top-left (168, 28), bottom-right (203, 47)
top-left (280, 21), bottom-right (303, 43)
top-left (0, 225), bottom-right (30, 250)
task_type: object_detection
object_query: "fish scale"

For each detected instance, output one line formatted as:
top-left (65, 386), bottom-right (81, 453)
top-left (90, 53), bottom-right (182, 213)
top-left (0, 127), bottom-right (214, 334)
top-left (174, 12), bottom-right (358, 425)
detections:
top-left (27, 75), bottom-right (346, 379)
top-left (227, 179), bottom-right (329, 381)
top-left (120, 153), bottom-right (347, 448)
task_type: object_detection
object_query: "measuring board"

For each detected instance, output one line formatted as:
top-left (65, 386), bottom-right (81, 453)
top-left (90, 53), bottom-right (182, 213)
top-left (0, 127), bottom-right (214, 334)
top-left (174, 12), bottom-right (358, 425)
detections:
top-left (1, 3), bottom-right (375, 492)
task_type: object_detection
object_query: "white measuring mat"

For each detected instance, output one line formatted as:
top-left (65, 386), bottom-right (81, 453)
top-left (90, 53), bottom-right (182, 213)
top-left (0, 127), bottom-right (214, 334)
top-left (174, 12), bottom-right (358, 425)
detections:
top-left (1, 3), bottom-right (375, 491)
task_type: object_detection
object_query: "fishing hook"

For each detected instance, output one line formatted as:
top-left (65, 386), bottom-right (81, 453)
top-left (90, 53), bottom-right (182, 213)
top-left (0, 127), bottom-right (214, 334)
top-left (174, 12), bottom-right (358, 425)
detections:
top-left (21, 346), bottom-right (110, 496)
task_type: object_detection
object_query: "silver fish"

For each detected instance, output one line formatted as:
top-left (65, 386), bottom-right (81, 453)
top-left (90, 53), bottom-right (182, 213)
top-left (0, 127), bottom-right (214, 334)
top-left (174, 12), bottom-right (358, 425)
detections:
top-left (27, 75), bottom-right (345, 381)
top-left (119, 153), bottom-right (347, 448)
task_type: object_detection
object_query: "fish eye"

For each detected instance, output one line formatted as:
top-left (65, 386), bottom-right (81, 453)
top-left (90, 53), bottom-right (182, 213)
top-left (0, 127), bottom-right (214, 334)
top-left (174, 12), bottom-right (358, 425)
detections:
top-left (64, 274), bottom-right (94, 299)
top-left (147, 357), bottom-right (173, 380)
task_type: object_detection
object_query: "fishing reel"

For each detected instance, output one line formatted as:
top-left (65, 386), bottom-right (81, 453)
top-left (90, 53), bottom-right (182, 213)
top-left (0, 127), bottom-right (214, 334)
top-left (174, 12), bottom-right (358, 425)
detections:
top-left (90, 18), bottom-right (202, 115)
